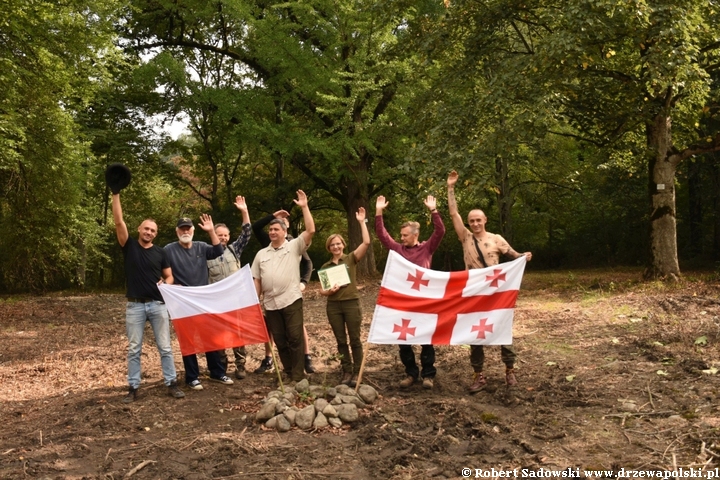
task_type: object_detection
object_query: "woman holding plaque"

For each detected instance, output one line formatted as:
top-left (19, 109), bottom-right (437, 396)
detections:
top-left (319, 207), bottom-right (371, 387)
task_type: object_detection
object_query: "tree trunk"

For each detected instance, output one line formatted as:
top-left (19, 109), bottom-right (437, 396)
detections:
top-left (687, 159), bottom-right (702, 258)
top-left (645, 113), bottom-right (681, 280)
top-left (345, 174), bottom-right (377, 278)
top-left (713, 161), bottom-right (720, 260)
top-left (495, 155), bottom-right (513, 242)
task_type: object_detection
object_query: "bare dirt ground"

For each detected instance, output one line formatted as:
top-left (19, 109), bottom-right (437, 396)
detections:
top-left (2, 269), bottom-right (720, 479)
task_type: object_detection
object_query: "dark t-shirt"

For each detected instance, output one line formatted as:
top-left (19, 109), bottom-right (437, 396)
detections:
top-left (122, 236), bottom-right (169, 302)
top-left (164, 241), bottom-right (223, 286)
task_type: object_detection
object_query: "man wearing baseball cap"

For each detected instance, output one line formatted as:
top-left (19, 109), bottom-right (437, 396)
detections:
top-left (164, 214), bottom-right (230, 390)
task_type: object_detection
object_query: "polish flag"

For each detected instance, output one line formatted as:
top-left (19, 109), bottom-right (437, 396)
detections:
top-left (368, 251), bottom-right (526, 345)
top-left (158, 265), bottom-right (268, 356)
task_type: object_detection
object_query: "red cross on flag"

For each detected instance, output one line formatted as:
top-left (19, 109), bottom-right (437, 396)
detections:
top-left (158, 265), bottom-right (269, 356)
top-left (368, 251), bottom-right (527, 345)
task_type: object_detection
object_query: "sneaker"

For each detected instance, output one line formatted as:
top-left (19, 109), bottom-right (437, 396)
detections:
top-left (468, 372), bottom-right (487, 393)
top-left (235, 367), bottom-right (247, 380)
top-left (254, 357), bottom-right (274, 374)
top-left (187, 379), bottom-right (203, 390)
top-left (341, 372), bottom-right (353, 386)
top-left (399, 376), bottom-right (416, 388)
top-left (422, 377), bottom-right (434, 389)
top-left (168, 382), bottom-right (185, 399)
top-left (122, 387), bottom-right (138, 403)
top-left (210, 375), bottom-right (234, 385)
top-left (505, 368), bottom-right (518, 387)
top-left (304, 354), bottom-right (316, 374)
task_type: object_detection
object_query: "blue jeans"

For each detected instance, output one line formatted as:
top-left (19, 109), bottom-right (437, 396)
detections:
top-left (126, 301), bottom-right (177, 388)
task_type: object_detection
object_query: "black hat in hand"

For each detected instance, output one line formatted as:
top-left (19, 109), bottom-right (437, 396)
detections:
top-left (105, 163), bottom-right (132, 194)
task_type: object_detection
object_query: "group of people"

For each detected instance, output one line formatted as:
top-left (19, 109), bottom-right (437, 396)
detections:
top-left (112, 171), bottom-right (531, 403)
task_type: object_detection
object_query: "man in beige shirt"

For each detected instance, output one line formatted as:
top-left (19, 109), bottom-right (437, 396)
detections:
top-left (251, 190), bottom-right (315, 382)
top-left (447, 170), bottom-right (532, 393)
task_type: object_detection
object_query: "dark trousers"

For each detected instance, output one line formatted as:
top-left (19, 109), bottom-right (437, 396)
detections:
top-left (470, 345), bottom-right (517, 372)
top-left (326, 299), bottom-right (363, 374)
top-left (265, 298), bottom-right (305, 381)
top-left (183, 350), bottom-right (226, 383)
top-left (399, 344), bottom-right (436, 379)
top-left (219, 346), bottom-right (247, 370)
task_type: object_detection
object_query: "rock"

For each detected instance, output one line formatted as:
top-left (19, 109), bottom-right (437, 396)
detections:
top-left (339, 394), bottom-right (366, 408)
top-left (265, 416), bottom-right (278, 429)
top-left (266, 390), bottom-right (283, 400)
top-left (330, 396), bottom-right (342, 405)
top-left (336, 403), bottom-right (359, 423)
top-left (294, 379), bottom-right (310, 394)
top-left (295, 404), bottom-right (316, 430)
top-left (276, 414), bottom-right (292, 432)
top-left (314, 398), bottom-right (329, 413)
top-left (309, 386), bottom-right (326, 398)
top-left (283, 408), bottom-right (297, 426)
top-left (313, 412), bottom-right (328, 429)
top-left (326, 387), bottom-right (337, 398)
top-left (357, 385), bottom-right (378, 404)
top-left (328, 417), bottom-right (343, 428)
top-left (282, 392), bottom-right (297, 403)
top-left (275, 400), bottom-right (290, 414)
top-left (256, 402), bottom-right (278, 422)
top-left (322, 404), bottom-right (338, 418)
top-left (335, 384), bottom-right (355, 396)
top-left (619, 402), bottom-right (637, 413)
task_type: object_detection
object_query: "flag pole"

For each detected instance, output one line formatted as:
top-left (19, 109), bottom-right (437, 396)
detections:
top-left (354, 340), bottom-right (371, 393)
top-left (267, 342), bottom-right (284, 394)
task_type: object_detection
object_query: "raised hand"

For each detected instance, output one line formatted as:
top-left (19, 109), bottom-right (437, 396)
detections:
top-left (233, 195), bottom-right (248, 212)
top-left (424, 195), bottom-right (437, 211)
top-left (447, 170), bottom-right (458, 187)
top-left (273, 209), bottom-right (290, 219)
top-left (293, 190), bottom-right (308, 208)
top-left (197, 213), bottom-right (215, 232)
top-left (355, 206), bottom-right (366, 222)
top-left (376, 196), bottom-right (389, 212)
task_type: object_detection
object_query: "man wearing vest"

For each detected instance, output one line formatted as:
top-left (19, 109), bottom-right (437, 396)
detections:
top-left (208, 195), bottom-right (252, 379)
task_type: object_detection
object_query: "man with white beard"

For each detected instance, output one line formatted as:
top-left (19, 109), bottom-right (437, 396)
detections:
top-left (164, 215), bottom-right (230, 391)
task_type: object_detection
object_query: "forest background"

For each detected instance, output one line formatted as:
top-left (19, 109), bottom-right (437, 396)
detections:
top-left (2, 0), bottom-right (720, 293)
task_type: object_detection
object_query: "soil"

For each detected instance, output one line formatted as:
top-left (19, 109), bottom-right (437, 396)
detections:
top-left (2, 269), bottom-right (720, 479)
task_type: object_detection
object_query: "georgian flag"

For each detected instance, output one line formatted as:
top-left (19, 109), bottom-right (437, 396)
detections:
top-left (368, 251), bottom-right (527, 345)
top-left (158, 265), bottom-right (269, 356)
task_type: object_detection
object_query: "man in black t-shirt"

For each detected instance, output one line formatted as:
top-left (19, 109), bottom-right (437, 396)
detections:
top-left (112, 192), bottom-right (185, 403)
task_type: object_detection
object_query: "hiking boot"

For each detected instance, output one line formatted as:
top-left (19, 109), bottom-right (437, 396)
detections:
top-left (168, 382), bottom-right (185, 399)
top-left (505, 368), bottom-right (518, 387)
top-left (123, 387), bottom-right (138, 403)
top-left (348, 374), bottom-right (358, 388)
top-left (210, 375), bottom-right (234, 385)
top-left (235, 367), bottom-right (247, 380)
top-left (422, 377), bottom-right (434, 389)
top-left (254, 357), bottom-right (274, 374)
top-left (468, 372), bottom-right (487, 393)
top-left (187, 379), bottom-right (203, 390)
top-left (341, 372), bottom-right (353, 386)
top-left (304, 354), bottom-right (316, 374)
top-left (399, 376), bottom-right (416, 388)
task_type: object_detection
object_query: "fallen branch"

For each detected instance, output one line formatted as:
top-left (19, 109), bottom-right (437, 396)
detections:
top-left (124, 460), bottom-right (156, 478)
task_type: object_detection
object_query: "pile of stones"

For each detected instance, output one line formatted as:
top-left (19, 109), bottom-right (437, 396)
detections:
top-left (255, 378), bottom-right (378, 432)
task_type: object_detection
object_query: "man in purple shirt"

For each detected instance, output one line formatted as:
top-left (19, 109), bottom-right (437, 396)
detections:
top-left (375, 194), bottom-right (446, 389)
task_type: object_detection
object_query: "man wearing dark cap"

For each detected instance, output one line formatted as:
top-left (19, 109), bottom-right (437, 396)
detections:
top-left (251, 190), bottom-right (315, 383)
top-left (111, 192), bottom-right (185, 403)
top-left (164, 214), bottom-right (230, 390)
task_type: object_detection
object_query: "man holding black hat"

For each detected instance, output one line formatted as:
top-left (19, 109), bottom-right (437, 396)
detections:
top-left (164, 214), bottom-right (230, 390)
top-left (111, 190), bottom-right (185, 403)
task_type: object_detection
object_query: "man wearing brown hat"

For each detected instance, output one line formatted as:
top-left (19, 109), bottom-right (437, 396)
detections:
top-left (164, 214), bottom-right (229, 390)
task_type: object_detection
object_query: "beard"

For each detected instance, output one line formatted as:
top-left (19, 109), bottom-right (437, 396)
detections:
top-left (179, 233), bottom-right (193, 245)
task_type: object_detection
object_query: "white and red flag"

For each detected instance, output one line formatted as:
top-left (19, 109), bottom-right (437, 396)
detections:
top-left (158, 265), bottom-right (269, 356)
top-left (368, 251), bottom-right (527, 345)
